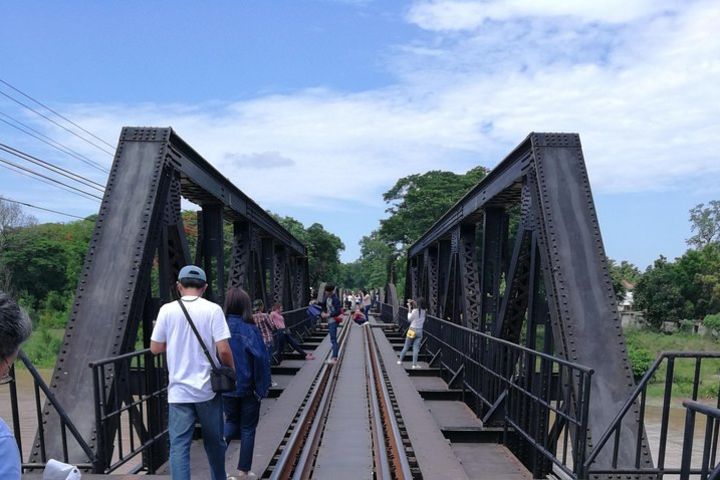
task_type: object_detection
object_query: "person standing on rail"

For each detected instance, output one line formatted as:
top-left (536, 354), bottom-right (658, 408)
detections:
top-left (397, 297), bottom-right (426, 369)
top-left (362, 290), bottom-right (372, 323)
top-left (0, 292), bottom-right (32, 480)
top-left (223, 287), bottom-right (271, 480)
top-left (321, 284), bottom-right (342, 364)
top-left (270, 302), bottom-right (315, 361)
top-left (150, 266), bottom-right (233, 480)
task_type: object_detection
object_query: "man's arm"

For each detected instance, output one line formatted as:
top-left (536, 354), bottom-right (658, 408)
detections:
top-left (150, 341), bottom-right (166, 354)
top-left (216, 339), bottom-right (234, 370)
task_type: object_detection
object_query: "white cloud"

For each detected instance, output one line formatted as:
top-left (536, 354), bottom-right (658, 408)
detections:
top-left (4, 0), bottom-right (719, 235)
top-left (407, 0), bottom-right (687, 31)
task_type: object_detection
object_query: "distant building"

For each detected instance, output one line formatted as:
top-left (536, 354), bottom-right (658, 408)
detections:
top-left (618, 280), bottom-right (645, 328)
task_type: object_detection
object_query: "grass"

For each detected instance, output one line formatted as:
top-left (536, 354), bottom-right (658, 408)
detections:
top-left (20, 327), bottom-right (64, 369)
top-left (624, 328), bottom-right (720, 399)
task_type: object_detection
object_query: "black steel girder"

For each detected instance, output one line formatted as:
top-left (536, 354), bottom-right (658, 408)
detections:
top-left (35, 127), bottom-right (309, 465)
top-left (405, 132), bottom-right (650, 474)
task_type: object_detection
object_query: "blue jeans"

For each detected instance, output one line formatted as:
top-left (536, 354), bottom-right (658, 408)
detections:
top-left (224, 394), bottom-right (261, 472)
top-left (169, 395), bottom-right (226, 480)
top-left (328, 321), bottom-right (339, 358)
top-left (363, 305), bottom-right (371, 321)
top-left (276, 330), bottom-right (307, 362)
top-left (399, 329), bottom-right (423, 365)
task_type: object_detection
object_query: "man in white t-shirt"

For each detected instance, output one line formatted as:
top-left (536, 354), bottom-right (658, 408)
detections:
top-left (150, 265), bottom-right (233, 480)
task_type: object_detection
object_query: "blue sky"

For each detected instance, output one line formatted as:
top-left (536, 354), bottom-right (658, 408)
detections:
top-left (1, 0), bottom-right (719, 268)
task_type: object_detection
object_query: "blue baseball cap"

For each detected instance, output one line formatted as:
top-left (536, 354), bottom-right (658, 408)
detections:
top-left (178, 265), bottom-right (207, 282)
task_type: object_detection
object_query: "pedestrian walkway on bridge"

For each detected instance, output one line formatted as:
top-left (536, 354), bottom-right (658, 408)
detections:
top-left (154, 313), bottom-right (530, 479)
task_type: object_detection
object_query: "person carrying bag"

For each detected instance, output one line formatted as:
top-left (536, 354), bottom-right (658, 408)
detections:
top-left (149, 265), bottom-right (234, 480)
top-left (177, 299), bottom-right (237, 393)
top-left (397, 297), bottom-right (427, 369)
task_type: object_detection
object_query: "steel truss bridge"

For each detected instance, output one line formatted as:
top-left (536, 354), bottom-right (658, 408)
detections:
top-left (5, 129), bottom-right (719, 479)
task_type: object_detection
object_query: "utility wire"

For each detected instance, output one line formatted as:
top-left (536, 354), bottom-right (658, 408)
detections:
top-left (0, 90), bottom-right (115, 156)
top-left (0, 143), bottom-right (105, 192)
top-left (0, 162), bottom-right (101, 202)
top-left (0, 112), bottom-right (110, 174)
top-left (0, 196), bottom-right (88, 220)
top-left (0, 155), bottom-right (103, 200)
top-left (0, 78), bottom-right (115, 150)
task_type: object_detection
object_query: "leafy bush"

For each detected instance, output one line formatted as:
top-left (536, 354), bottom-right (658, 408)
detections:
top-left (626, 341), bottom-right (654, 380)
top-left (678, 319), bottom-right (695, 333)
top-left (22, 325), bottom-right (62, 368)
top-left (704, 313), bottom-right (720, 331)
top-left (38, 291), bottom-right (72, 329)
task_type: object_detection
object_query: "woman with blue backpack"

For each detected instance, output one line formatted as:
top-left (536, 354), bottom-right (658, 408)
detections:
top-left (223, 287), bottom-right (271, 480)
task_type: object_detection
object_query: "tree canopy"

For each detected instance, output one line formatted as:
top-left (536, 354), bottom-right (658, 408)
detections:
top-left (272, 214), bottom-right (345, 288)
top-left (688, 200), bottom-right (720, 248)
top-left (378, 166), bottom-right (488, 251)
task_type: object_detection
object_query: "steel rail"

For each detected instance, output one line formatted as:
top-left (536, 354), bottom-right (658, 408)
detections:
top-left (364, 326), bottom-right (414, 480)
top-left (269, 317), bottom-right (352, 480)
top-left (364, 325), bottom-right (393, 480)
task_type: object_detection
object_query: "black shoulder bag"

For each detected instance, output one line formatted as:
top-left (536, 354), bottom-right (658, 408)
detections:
top-left (177, 299), bottom-right (236, 393)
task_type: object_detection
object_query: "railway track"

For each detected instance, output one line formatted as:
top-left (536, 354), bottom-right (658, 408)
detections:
top-left (264, 320), bottom-right (417, 479)
top-left (363, 323), bottom-right (418, 480)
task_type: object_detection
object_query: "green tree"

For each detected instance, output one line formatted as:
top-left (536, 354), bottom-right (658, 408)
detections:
top-left (356, 232), bottom-right (395, 288)
top-left (608, 258), bottom-right (642, 300)
top-left (306, 222), bottom-right (344, 287)
top-left (0, 218), bottom-right (94, 308)
top-left (688, 200), bottom-right (720, 249)
top-left (634, 256), bottom-right (688, 328)
top-left (271, 213), bottom-right (345, 288)
top-left (379, 166), bottom-right (488, 249)
top-left (0, 198), bottom-right (37, 291)
top-left (634, 245), bottom-right (720, 328)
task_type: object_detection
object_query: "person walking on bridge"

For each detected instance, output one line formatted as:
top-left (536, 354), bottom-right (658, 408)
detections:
top-left (321, 284), bottom-right (342, 364)
top-left (397, 297), bottom-right (426, 369)
top-left (150, 266), bottom-right (234, 480)
top-left (0, 292), bottom-right (32, 480)
top-left (223, 287), bottom-right (271, 480)
top-left (362, 290), bottom-right (372, 322)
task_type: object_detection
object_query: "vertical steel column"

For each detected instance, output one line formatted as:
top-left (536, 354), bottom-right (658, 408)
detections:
top-left (228, 220), bottom-right (251, 290)
top-left (261, 237), bottom-right (274, 306)
top-left (270, 244), bottom-right (288, 306)
top-left (479, 207), bottom-right (508, 332)
top-left (437, 238), bottom-right (451, 319)
top-left (458, 224), bottom-right (482, 329)
top-left (200, 203), bottom-right (225, 305)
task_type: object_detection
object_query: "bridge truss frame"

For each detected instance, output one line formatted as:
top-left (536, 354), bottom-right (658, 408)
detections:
top-left (404, 132), bottom-right (650, 476)
top-left (35, 127), bottom-right (309, 470)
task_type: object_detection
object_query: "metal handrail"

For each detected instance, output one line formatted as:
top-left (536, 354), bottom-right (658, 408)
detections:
top-left (584, 351), bottom-right (720, 471)
top-left (382, 302), bottom-right (595, 478)
top-left (387, 304), bottom-right (594, 373)
top-left (15, 350), bottom-right (98, 468)
top-left (680, 400), bottom-right (720, 480)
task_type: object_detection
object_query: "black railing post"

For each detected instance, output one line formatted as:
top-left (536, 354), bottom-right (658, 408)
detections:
top-left (8, 364), bottom-right (22, 462)
top-left (91, 363), bottom-right (106, 474)
top-left (657, 357), bottom-right (675, 473)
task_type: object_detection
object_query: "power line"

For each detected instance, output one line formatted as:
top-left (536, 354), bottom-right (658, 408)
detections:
top-left (0, 143), bottom-right (105, 192)
top-left (0, 77), bottom-right (115, 150)
top-left (0, 162), bottom-right (101, 202)
top-left (0, 196), bottom-right (88, 220)
top-left (0, 90), bottom-right (115, 156)
top-left (0, 112), bottom-right (110, 174)
top-left (0, 155), bottom-right (103, 200)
